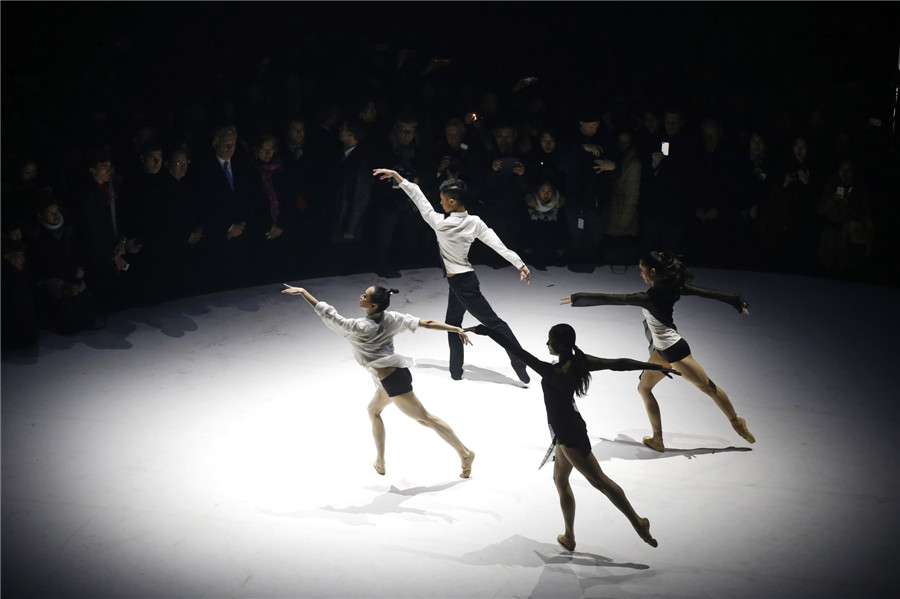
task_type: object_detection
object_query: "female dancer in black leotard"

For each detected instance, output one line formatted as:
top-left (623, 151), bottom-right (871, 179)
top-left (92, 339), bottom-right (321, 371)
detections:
top-left (467, 323), bottom-right (675, 550)
top-left (562, 251), bottom-right (755, 452)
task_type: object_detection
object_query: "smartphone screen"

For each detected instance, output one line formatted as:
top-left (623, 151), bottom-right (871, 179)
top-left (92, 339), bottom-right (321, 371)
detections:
top-left (661, 142), bottom-right (670, 156)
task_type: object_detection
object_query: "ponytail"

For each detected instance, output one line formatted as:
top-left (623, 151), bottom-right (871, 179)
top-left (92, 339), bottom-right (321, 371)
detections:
top-left (370, 286), bottom-right (399, 314)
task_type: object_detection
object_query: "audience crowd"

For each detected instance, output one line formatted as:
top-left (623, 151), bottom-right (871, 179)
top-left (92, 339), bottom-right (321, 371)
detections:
top-left (2, 5), bottom-right (897, 349)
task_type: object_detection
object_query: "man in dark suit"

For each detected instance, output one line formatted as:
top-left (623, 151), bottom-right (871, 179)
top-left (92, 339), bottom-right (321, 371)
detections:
top-left (327, 117), bottom-right (373, 274)
top-left (188, 127), bottom-right (262, 290)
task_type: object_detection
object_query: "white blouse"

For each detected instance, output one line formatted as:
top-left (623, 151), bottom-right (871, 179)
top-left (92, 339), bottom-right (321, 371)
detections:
top-left (314, 301), bottom-right (420, 381)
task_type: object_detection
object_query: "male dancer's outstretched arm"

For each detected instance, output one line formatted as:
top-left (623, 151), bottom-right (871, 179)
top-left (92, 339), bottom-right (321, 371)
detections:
top-left (373, 168), bottom-right (531, 284)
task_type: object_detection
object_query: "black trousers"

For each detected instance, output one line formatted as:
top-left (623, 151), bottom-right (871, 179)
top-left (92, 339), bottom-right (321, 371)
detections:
top-left (445, 270), bottom-right (526, 377)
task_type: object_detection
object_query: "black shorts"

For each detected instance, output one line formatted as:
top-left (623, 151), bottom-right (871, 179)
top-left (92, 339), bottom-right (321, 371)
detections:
top-left (381, 367), bottom-right (413, 397)
top-left (658, 338), bottom-right (691, 363)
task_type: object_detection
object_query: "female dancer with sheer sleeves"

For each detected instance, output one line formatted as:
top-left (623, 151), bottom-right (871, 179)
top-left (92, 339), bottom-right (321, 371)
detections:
top-left (562, 251), bottom-right (755, 452)
top-left (282, 283), bottom-right (475, 478)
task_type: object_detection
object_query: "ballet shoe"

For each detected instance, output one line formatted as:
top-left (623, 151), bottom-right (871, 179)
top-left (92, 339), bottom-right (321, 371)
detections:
top-left (557, 534), bottom-right (576, 551)
top-left (373, 461), bottom-right (385, 475)
top-left (460, 450), bottom-right (475, 478)
top-left (730, 416), bottom-right (756, 443)
top-left (638, 517), bottom-right (658, 548)
top-left (642, 434), bottom-right (665, 452)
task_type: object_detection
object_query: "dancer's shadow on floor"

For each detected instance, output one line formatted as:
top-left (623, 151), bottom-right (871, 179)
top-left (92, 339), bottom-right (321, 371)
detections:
top-left (259, 480), bottom-right (472, 526)
top-left (390, 534), bottom-right (653, 597)
top-left (592, 433), bottom-right (753, 462)
top-left (415, 359), bottom-right (525, 387)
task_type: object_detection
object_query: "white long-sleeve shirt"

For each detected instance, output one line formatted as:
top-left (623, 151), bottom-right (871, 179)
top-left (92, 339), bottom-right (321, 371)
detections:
top-left (399, 179), bottom-right (524, 275)
top-left (314, 301), bottom-right (419, 382)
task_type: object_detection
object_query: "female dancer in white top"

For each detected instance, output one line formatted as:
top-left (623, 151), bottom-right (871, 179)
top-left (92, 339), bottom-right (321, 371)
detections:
top-left (562, 251), bottom-right (755, 452)
top-left (282, 283), bottom-right (475, 477)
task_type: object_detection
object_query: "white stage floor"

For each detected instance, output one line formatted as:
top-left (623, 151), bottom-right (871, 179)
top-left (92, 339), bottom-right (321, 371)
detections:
top-left (3, 265), bottom-right (898, 598)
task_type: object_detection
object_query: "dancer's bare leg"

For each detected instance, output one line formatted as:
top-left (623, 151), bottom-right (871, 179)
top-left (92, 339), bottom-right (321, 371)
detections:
top-left (671, 354), bottom-right (755, 443)
top-left (557, 444), bottom-right (658, 547)
top-left (391, 391), bottom-right (474, 477)
top-left (553, 446), bottom-right (577, 550)
top-left (637, 350), bottom-right (669, 451)
top-left (367, 388), bottom-right (393, 474)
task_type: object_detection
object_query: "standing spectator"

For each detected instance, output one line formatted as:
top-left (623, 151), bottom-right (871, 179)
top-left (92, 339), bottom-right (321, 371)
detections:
top-left (119, 140), bottom-right (177, 304)
top-left (189, 127), bottom-right (261, 289)
top-left (370, 115), bottom-right (430, 277)
top-left (688, 118), bottom-right (740, 267)
top-left (475, 122), bottom-right (531, 263)
top-left (639, 107), bottom-right (694, 258)
top-left (75, 149), bottom-right (134, 314)
top-left (162, 148), bottom-right (208, 296)
top-left (329, 117), bottom-right (373, 273)
top-left (816, 159), bottom-right (872, 276)
top-left (758, 136), bottom-right (820, 272)
top-left (560, 110), bottom-right (618, 271)
top-left (252, 133), bottom-right (301, 282)
top-left (429, 117), bottom-right (477, 195)
top-left (603, 129), bottom-right (641, 268)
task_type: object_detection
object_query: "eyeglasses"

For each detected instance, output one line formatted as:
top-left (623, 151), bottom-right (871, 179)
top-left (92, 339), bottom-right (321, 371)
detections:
top-left (174, 160), bottom-right (190, 167)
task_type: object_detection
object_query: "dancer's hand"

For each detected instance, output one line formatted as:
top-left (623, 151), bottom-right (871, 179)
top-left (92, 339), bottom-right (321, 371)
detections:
top-left (560, 296), bottom-right (572, 305)
top-left (458, 330), bottom-right (472, 346)
top-left (661, 367), bottom-right (681, 378)
top-left (519, 265), bottom-right (531, 284)
top-left (739, 299), bottom-right (750, 315)
top-left (282, 284), bottom-right (305, 295)
top-left (373, 168), bottom-right (401, 183)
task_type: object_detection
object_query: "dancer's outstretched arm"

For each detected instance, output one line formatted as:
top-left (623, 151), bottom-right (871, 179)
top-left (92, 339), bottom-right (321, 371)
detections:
top-left (584, 355), bottom-right (679, 377)
top-left (681, 284), bottom-right (750, 314)
top-left (282, 284), bottom-right (366, 337)
top-left (282, 284), bottom-right (319, 307)
top-left (419, 319), bottom-right (473, 346)
top-left (373, 168), bottom-right (443, 228)
top-left (561, 291), bottom-right (654, 310)
top-left (465, 324), bottom-right (555, 378)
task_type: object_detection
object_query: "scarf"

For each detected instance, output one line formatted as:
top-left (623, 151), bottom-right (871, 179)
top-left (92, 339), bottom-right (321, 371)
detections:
top-left (41, 214), bottom-right (66, 241)
top-left (257, 156), bottom-right (283, 222)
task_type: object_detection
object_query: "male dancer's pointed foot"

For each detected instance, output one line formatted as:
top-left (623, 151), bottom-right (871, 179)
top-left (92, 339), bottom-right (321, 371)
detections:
top-left (460, 450), bottom-right (475, 478)
top-left (730, 416), bottom-right (756, 443)
top-left (513, 364), bottom-right (530, 384)
top-left (373, 461), bottom-right (385, 475)
top-left (638, 517), bottom-right (658, 547)
top-left (642, 433), bottom-right (665, 452)
top-left (557, 534), bottom-right (576, 551)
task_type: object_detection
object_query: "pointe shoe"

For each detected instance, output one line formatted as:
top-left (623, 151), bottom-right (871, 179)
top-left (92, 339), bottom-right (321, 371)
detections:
top-left (731, 416), bottom-right (756, 443)
top-left (460, 450), bottom-right (475, 478)
top-left (373, 461), bottom-right (385, 475)
top-left (557, 534), bottom-right (576, 551)
top-left (642, 434), bottom-right (665, 452)
top-left (638, 518), bottom-right (658, 548)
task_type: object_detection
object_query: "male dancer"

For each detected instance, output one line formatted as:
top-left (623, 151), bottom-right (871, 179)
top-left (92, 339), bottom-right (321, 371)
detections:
top-left (373, 168), bottom-right (531, 383)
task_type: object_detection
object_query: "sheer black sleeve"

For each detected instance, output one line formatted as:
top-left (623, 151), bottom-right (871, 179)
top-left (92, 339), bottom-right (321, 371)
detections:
top-left (469, 325), bottom-right (555, 379)
top-left (569, 291), bottom-right (654, 310)
top-left (584, 355), bottom-right (667, 373)
top-left (681, 284), bottom-right (748, 313)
